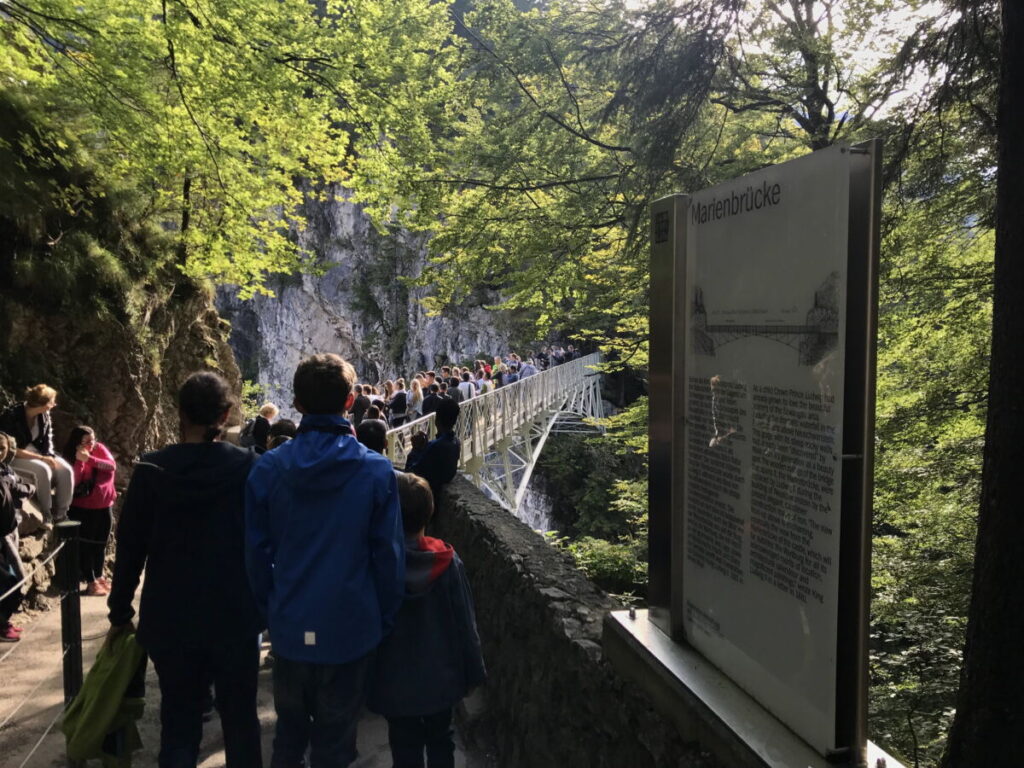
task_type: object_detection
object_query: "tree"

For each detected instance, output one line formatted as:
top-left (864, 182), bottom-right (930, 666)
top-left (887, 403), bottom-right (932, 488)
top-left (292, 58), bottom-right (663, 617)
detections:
top-left (941, 1), bottom-right (1024, 763)
top-left (0, 0), bottom-right (455, 295)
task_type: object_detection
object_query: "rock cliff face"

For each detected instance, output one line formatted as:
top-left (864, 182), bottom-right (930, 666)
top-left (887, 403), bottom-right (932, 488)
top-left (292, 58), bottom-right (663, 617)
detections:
top-left (0, 285), bottom-right (241, 462)
top-left (217, 188), bottom-right (514, 414)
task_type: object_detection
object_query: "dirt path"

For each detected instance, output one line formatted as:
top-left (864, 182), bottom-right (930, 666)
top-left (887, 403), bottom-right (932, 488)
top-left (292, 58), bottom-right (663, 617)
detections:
top-left (0, 591), bottom-right (490, 767)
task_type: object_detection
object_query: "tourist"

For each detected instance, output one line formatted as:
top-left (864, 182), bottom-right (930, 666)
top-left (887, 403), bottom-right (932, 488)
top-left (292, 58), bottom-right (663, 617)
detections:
top-left (252, 403), bottom-right (278, 455)
top-left (246, 353), bottom-right (404, 768)
top-left (62, 427), bottom-right (117, 597)
top-left (457, 372), bottom-right (475, 402)
top-left (504, 364), bottom-right (520, 385)
top-left (480, 371), bottom-right (495, 394)
top-left (551, 346), bottom-right (565, 366)
top-left (350, 385), bottom-right (371, 427)
top-left (422, 384), bottom-right (443, 417)
top-left (368, 473), bottom-right (485, 768)
top-left (391, 380), bottom-right (409, 428)
top-left (265, 418), bottom-right (297, 452)
top-left (491, 356), bottom-right (505, 387)
top-left (408, 379), bottom-right (424, 421)
top-left (0, 384), bottom-right (74, 522)
top-left (519, 359), bottom-right (538, 379)
top-left (356, 419), bottom-right (388, 454)
top-left (107, 372), bottom-right (263, 768)
top-left (406, 398), bottom-right (461, 503)
top-left (536, 347), bottom-right (549, 370)
top-left (364, 405), bottom-right (389, 434)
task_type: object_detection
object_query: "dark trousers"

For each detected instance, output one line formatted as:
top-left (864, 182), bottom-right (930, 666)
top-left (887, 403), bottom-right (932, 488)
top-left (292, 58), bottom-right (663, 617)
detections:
top-left (68, 505), bottom-right (111, 582)
top-left (385, 709), bottom-right (454, 768)
top-left (271, 651), bottom-right (373, 768)
top-left (149, 639), bottom-right (262, 768)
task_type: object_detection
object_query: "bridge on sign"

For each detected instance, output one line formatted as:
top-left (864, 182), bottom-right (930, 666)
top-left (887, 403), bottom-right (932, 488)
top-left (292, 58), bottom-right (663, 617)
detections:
top-left (385, 354), bottom-right (604, 511)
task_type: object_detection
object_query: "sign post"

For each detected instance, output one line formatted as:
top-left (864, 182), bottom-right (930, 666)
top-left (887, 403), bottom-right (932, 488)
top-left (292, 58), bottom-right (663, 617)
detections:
top-left (644, 140), bottom-right (880, 764)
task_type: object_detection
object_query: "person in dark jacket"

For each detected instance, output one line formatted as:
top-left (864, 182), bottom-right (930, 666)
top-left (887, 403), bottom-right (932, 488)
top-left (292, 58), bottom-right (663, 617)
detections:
top-left (369, 472), bottom-right (484, 768)
top-left (350, 385), bottom-right (371, 427)
top-left (251, 403), bottom-right (278, 455)
top-left (0, 384), bottom-right (74, 522)
top-left (405, 399), bottom-right (461, 505)
top-left (106, 372), bottom-right (263, 768)
top-left (421, 384), bottom-right (442, 418)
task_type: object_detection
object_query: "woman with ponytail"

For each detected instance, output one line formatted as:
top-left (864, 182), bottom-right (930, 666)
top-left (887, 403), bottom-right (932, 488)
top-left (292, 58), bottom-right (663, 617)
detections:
top-left (106, 372), bottom-right (262, 768)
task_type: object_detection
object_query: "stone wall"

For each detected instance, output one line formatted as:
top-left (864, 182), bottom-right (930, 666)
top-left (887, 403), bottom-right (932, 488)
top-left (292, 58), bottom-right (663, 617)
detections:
top-left (435, 476), bottom-right (720, 768)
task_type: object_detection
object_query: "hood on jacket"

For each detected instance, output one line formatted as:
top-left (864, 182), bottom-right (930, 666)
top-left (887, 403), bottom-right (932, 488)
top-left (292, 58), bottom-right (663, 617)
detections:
top-left (135, 442), bottom-right (254, 505)
top-left (270, 414), bottom-right (374, 492)
top-left (404, 535), bottom-right (454, 596)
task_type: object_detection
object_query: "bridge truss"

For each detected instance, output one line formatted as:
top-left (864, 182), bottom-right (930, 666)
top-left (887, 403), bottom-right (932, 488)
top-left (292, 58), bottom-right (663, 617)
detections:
top-left (386, 353), bottom-right (604, 511)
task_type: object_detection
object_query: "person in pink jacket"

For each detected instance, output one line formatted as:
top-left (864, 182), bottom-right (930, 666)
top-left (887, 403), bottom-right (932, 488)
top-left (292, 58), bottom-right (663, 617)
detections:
top-left (61, 427), bottom-right (117, 596)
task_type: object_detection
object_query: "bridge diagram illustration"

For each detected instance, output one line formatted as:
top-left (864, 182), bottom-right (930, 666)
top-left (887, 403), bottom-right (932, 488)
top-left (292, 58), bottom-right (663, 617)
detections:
top-left (691, 272), bottom-right (841, 367)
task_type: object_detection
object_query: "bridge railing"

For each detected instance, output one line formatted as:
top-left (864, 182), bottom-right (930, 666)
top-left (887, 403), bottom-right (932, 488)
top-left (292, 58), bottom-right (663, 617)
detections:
top-left (385, 353), bottom-right (602, 473)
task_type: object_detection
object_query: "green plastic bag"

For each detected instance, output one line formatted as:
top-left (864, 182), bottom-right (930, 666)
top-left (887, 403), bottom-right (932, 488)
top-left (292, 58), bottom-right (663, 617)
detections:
top-left (62, 631), bottom-right (147, 767)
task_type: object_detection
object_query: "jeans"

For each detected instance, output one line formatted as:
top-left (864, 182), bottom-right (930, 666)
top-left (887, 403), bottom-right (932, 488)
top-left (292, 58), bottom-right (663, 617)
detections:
top-left (386, 709), bottom-right (454, 768)
top-left (149, 638), bottom-right (262, 768)
top-left (270, 651), bottom-right (373, 768)
top-left (11, 455), bottom-right (73, 520)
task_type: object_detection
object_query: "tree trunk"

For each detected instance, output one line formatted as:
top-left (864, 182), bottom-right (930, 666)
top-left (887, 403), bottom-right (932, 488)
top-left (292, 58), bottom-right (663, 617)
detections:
top-left (941, 2), bottom-right (1024, 765)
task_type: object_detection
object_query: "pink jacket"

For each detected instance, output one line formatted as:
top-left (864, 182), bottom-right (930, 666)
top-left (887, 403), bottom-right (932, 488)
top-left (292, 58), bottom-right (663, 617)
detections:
top-left (71, 442), bottom-right (118, 509)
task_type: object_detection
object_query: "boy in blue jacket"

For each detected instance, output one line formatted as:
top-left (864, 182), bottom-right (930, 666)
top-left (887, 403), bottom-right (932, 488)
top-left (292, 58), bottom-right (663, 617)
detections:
top-left (246, 353), bottom-right (405, 768)
top-left (369, 472), bottom-right (485, 768)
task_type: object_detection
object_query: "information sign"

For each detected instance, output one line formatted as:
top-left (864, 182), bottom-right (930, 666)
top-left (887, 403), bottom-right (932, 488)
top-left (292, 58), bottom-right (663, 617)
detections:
top-left (646, 142), bottom-right (879, 761)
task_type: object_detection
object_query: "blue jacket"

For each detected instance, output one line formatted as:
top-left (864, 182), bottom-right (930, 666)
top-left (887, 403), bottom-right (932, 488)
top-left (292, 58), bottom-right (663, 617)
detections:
top-left (245, 414), bottom-right (405, 664)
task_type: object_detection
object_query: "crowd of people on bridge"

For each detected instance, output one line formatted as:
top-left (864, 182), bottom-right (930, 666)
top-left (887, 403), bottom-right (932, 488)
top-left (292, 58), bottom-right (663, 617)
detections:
top-left (343, 343), bottom-right (582, 431)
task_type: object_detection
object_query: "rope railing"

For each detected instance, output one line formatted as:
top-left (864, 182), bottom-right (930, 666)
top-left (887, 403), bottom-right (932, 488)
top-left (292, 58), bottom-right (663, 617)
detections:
top-left (0, 540), bottom-right (66, 604)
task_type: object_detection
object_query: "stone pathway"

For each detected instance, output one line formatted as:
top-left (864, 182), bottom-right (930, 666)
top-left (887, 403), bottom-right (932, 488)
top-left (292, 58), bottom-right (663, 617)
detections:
top-left (0, 589), bottom-right (491, 767)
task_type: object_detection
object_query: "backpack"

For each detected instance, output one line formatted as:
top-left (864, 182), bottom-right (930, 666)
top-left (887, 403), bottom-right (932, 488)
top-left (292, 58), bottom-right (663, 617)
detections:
top-left (238, 418), bottom-right (257, 448)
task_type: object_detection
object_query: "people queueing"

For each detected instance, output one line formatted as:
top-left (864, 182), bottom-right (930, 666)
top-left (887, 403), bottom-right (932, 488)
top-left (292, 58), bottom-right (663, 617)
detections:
top-left (266, 418), bottom-right (297, 452)
top-left (252, 402), bottom-right (279, 455)
top-left (350, 384), bottom-right (371, 427)
top-left (408, 379), bottom-right (424, 420)
top-left (457, 372), bottom-right (475, 401)
top-left (0, 384), bottom-right (74, 522)
top-left (245, 353), bottom-right (405, 767)
top-left (356, 419), bottom-right (388, 455)
top-left (62, 426), bottom-right (117, 597)
top-left (107, 371), bottom-right (264, 768)
top-left (405, 398), bottom-right (462, 505)
top-left (368, 473), bottom-right (485, 768)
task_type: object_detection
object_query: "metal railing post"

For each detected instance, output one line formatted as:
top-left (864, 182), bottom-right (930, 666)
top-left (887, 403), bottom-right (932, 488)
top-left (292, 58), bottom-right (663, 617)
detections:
top-left (56, 520), bottom-right (84, 702)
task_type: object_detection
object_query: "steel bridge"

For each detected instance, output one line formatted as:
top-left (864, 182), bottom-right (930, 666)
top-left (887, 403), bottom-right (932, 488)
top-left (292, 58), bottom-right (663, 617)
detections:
top-left (385, 353), bottom-right (604, 511)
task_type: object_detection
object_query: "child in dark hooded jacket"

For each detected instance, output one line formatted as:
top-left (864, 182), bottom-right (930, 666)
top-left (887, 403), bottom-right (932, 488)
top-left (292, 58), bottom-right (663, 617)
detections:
top-left (369, 472), bottom-right (485, 768)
